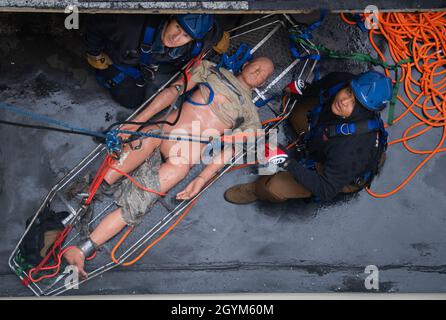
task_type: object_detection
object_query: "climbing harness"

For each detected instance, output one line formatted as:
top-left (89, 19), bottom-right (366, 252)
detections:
top-left (297, 81), bottom-right (388, 191)
top-left (97, 19), bottom-right (205, 91)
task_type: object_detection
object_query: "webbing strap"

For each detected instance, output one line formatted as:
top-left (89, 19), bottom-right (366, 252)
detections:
top-left (217, 43), bottom-right (252, 75)
top-left (140, 26), bottom-right (156, 66)
top-left (353, 13), bottom-right (368, 32)
top-left (326, 118), bottom-right (381, 138)
top-left (111, 65), bottom-right (143, 86)
top-left (191, 42), bottom-right (203, 57)
top-left (185, 82), bottom-right (215, 106)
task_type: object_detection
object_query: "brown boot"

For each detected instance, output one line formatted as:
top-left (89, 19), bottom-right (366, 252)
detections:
top-left (224, 183), bottom-right (259, 204)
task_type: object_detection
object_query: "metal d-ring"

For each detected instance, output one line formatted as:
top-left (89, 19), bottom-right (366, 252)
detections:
top-left (340, 123), bottom-right (352, 135)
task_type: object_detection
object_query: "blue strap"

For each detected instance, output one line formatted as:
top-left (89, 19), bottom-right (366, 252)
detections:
top-left (334, 119), bottom-right (381, 136)
top-left (109, 65), bottom-right (143, 86)
top-left (363, 170), bottom-right (372, 182)
top-left (143, 26), bottom-right (155, 45)
top-left (140, 26), bottom-right (156, 66)
top-left (255, 96), bottom-right (276, 108)
top-left (294, 9), bottom-right (328, 41)
top-left (303, 103), bottom-right (323, 143)
top-left (113, 65), bottom-right (142, 80)
top-left (299, 157), bottom-right (316, 171)
top-left (217, 43), bottom-right (252, 75)
top-left (0, 102), bottom-right (106, 139)
top-left (186, 82), bottom-right (215, 106)
top-left (335, 123), bottom-right (356, 135)
top-left (314, 65), bottom-right (320, 82)
top-left (288, 9), bottom-right (325, 68)
top-left (309, 104), bottom-right (323, 128)
top-left (304, 81), bottom-right (351, 142)
top-left (191, 42), bottom-right (203, 57)
top-left (377, 116), bottom-right (389, 149)
top-left (289, 43), bottom-right (321, 61)
top-left (367, 118), bottom-right (380, 131)
top-left (307, 9), bottom-right (328, 34)
top-left (354, 13), bottom-right (368, 32)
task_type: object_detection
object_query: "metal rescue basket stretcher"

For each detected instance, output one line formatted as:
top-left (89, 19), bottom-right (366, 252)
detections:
top-left (9, 14), bottom-right (319, 296)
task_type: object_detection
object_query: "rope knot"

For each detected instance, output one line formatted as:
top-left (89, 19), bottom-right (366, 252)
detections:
top-left (105, 130), bottom-right (123, 158)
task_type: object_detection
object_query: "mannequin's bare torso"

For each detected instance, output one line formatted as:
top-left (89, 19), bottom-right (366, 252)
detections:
top-left (105, 86), bottom-right (234, 187)
top-left (159, 86), bottom-right (231, 162)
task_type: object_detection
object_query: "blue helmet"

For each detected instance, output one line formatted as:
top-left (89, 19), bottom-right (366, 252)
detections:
top-left (350, 70), bottom-right (393, 112)
top-left (175, 14), bottom-right (214, 40)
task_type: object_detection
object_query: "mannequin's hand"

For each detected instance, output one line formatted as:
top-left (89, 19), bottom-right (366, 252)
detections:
top-left (176, 176), bottom-right (206, 200)
top-left (63, 246), bottom-right (88, 279)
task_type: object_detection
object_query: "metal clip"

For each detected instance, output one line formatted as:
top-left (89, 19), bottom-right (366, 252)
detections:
top-left (140, 44), bottom-right (152, 54)
top-left (340, 123), bottom-right (352, 135)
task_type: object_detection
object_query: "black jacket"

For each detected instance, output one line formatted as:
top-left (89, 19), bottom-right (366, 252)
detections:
top-left (287, 72), bottom-right (383, 201)
top-left (85, 14), bottom-right (223, 68)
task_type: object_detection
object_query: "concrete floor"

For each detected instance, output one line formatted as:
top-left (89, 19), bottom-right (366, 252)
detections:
top-left (0, 13), bottom-right (445, 297)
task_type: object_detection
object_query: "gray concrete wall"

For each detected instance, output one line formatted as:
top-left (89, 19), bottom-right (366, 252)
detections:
top-left (0, 0), bottom-right (445, 13)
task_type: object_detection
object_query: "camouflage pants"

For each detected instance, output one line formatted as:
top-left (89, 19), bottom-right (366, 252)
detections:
top-left (115, 148), bottom-right (162, 226)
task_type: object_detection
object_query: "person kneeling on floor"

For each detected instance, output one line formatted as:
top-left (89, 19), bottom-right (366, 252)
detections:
top-left (224, 70), bottom-right (392, 204)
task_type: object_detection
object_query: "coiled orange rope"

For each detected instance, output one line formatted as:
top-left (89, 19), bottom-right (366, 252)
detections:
top-left (351, 12), bottom-right (446, 197)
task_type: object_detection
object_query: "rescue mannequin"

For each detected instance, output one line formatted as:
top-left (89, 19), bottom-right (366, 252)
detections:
top-left (63, 57), bottom-right (275, 277)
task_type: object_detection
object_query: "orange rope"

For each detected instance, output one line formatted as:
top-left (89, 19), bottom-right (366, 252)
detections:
top-left (111, 199), bottom-right (198, 266)
top-left (261, 117), bottom-right (284, 126)
top-left (348, 12), bottom-right (446, 198)
top-left (340, 12), bottom-right (361, 25)
top-left (105, 157), bottom-right (166, 197)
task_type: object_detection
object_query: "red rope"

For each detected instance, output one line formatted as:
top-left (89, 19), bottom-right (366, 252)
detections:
top-left (24, 156), bottom-right (113, 284)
